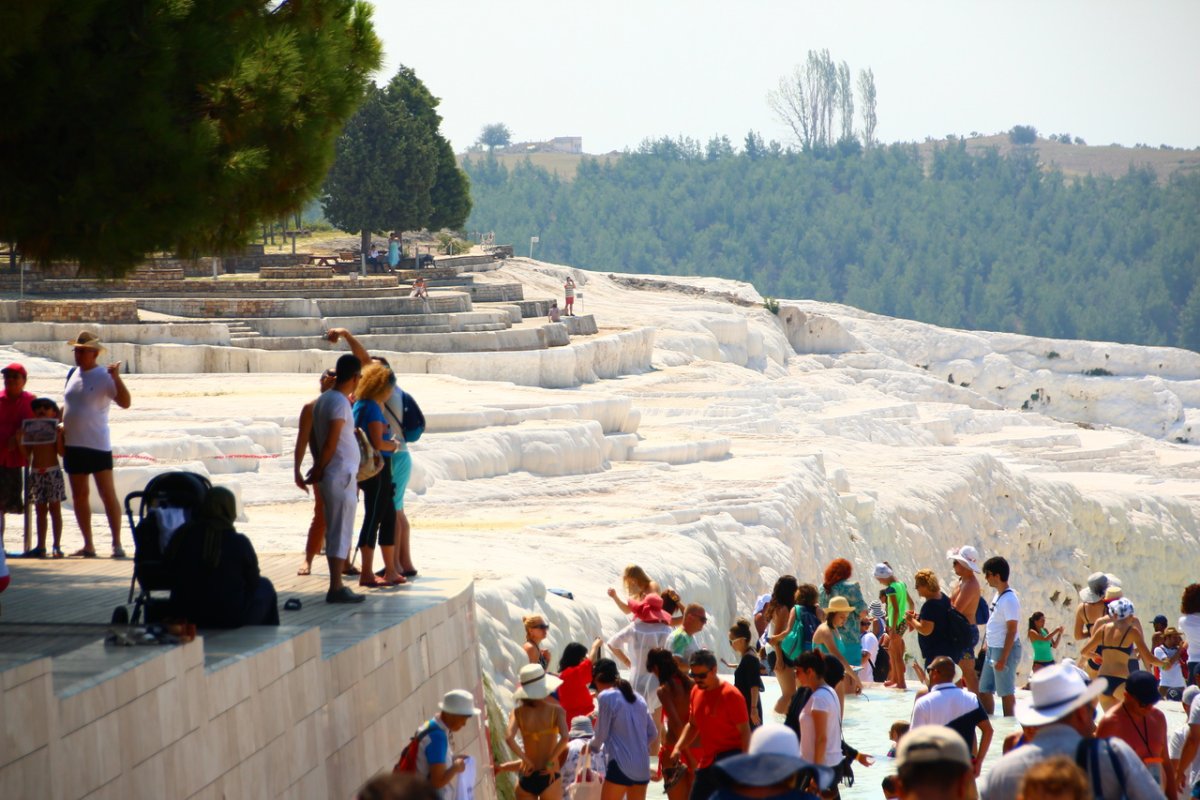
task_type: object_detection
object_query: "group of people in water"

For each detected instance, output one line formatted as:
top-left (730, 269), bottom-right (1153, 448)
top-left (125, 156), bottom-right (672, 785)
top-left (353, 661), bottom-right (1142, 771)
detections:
top-left (491, 555), bottom-right (1200, 800)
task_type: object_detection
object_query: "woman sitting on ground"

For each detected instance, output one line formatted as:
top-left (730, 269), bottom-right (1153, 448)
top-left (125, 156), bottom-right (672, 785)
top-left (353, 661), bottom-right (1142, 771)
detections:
top-left (523, 614), bottom-right (553, 668)
top-left (169, 486), bottom-right (279, 628)
top-left (506, 664), bottom-right (569, 800)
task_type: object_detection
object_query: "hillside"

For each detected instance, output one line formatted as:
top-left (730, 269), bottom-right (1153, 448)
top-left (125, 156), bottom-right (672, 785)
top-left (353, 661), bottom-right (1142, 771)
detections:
top-left (917, 134), bottom-right (1200, 183)
top-left (462, 136), bottom-right (1200, 182)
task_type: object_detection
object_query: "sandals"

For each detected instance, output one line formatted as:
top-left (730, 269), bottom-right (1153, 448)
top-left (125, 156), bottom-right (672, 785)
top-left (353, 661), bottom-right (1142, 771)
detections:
top-left (72, 548), bottom-right (98, 558)
top-left (112, 546), bottom-right (127, 559)
top-left (52, 546), bottom-right (64, 559)
top-left (23, 547), bottom-right (46, 559)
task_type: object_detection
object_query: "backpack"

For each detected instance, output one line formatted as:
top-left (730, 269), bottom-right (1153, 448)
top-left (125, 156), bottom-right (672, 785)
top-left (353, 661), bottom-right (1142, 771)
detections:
top-left (943, 605), bottom-right (975, 655)
top-left (1074, 737), bottom-right (1128, 800)
top-left (871, 645), bottom-right (891, 682)
top-left (975, 599), bottom-right (990, 625)
top-left (385, 389), bottom-right (425, 443)
top-left (354, 427), bottom-right (384, 482)
top-left (393, 725), bottom-right (433, 774)
top-left (781, 605), bottom-right (819, 660)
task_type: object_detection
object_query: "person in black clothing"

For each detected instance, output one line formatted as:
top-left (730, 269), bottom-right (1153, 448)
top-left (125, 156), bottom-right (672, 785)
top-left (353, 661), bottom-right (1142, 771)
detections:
top-left (905, 568), bottom-right (958, 670)
top-left (728, 618), bottom-right (764, 727)
top-left (169, 486), bottom-right (279, 628)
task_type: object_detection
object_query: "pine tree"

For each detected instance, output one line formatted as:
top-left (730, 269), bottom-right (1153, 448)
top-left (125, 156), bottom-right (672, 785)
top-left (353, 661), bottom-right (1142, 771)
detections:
top-left (0, 0), bottom-right (382, 275)
top-left (322, 65), bottom-right (470, 254)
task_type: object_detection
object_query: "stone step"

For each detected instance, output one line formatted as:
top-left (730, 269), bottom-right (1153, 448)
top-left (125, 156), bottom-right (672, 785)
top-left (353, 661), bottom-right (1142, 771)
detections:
top-left (456, 323), bottom-right (508, 333)
top-left (370, 324), bottom-right (453, 335)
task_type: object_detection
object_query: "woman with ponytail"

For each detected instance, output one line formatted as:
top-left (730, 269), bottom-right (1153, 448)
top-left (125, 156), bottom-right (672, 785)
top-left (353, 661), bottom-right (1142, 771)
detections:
top-left (591, 658), bottom-right (658, 800)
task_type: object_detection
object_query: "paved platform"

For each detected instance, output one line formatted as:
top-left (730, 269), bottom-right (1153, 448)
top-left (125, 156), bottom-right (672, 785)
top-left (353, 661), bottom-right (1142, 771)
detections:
top-left (0, 555), bottom-right (490, 800)
top-left (0, 553), bottom-right (464, 690)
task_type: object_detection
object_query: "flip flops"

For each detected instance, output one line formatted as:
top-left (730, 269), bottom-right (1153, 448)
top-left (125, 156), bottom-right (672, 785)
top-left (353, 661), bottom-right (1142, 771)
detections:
top-left (72, 548), bottom-right (98, 558)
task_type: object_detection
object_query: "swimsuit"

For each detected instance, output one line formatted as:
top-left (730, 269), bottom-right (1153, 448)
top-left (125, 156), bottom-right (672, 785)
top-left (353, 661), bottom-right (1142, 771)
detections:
top-left (518, 771), bottom-right (560, 796)
top-left (1097, 625), bottom-right (1136, 695)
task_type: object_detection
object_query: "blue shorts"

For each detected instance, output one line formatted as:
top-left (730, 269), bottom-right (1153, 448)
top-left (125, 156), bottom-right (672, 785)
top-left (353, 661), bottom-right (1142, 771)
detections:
top-left (979, 641), bottom-right (1022, 697)
top-left (390, 451), bottom-right (411, 510)
top-left (962, 625), bottom-right (980, 661)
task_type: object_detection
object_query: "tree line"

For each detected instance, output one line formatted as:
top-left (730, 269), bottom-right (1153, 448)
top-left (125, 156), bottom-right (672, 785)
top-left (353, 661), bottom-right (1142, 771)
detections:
top-left (463, 139), bottom-right (1200, 351)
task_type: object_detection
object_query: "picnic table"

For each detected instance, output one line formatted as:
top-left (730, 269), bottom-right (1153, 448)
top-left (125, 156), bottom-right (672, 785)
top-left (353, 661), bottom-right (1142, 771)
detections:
top-left (308, 255), bottom-right (340, 266)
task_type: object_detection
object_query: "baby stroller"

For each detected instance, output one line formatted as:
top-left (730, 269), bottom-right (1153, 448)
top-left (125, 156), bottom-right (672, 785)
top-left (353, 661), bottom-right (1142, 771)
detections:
top-left (112, 471), bottom-right (212, 625)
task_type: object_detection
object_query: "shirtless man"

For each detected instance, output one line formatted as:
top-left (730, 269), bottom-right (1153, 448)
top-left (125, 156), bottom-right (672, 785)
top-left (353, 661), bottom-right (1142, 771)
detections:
top-left (948, 545), bottom-right (983, 693)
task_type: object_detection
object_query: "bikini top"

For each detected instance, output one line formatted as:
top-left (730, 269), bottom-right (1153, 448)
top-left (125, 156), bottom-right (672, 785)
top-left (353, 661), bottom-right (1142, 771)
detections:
top-left (1096, 624), bottom-right (1135, 656)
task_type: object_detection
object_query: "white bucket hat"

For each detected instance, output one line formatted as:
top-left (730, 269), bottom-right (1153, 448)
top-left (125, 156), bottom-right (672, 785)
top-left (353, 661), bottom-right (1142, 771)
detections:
top-left (514, 664), bottom-right (562, 701)
top-left (1015, 663), bottom-right (1106, 727)
top-left (946, 545), bottom-right (981, 573)
top-left (872, 563), bottom-right (894, 580)
top-left (439, 689), bottom-right (481, 717)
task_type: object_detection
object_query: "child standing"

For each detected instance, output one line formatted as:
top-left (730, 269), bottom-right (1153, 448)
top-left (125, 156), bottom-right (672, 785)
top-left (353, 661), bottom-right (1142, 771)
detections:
top-left (19, 397), bottom-right (66, 558)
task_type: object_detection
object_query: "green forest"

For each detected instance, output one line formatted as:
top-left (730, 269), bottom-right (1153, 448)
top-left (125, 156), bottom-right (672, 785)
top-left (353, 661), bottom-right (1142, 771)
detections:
top-left (462, 138), bottom-right (1200, 350)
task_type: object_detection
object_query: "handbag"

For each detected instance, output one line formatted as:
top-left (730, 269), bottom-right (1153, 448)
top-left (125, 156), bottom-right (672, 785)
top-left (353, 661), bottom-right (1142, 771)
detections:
top-left (355, 427), bottom-right (384, 482)
top-left (568, 750), bottom-right (603, 800)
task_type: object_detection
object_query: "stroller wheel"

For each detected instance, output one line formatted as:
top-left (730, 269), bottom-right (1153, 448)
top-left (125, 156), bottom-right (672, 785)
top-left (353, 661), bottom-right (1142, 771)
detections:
top-left (111, 606), bottom-right (130, 625)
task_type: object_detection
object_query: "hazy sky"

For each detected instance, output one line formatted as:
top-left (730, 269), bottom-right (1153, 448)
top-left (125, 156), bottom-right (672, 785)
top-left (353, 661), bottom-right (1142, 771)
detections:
top-left (371, 1), bottom-right (1200, 154)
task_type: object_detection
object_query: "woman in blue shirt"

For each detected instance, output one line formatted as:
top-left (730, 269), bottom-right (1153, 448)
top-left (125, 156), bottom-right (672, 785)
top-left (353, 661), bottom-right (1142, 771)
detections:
top-left (352, 364), bottom-right (403, 586)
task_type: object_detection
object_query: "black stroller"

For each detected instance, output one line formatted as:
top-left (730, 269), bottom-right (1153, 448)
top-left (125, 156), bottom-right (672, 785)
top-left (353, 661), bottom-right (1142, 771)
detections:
top-left (112, 471), bottom-right (212, 625)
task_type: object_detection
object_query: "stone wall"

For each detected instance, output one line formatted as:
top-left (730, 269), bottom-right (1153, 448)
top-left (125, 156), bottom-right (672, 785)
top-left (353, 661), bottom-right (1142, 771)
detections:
top-left (0, 580), bottom-right (494, 800)
top-left (260, 266), bottom-right (335, 280)
top-left (15, 300), bottom-right (139, 324)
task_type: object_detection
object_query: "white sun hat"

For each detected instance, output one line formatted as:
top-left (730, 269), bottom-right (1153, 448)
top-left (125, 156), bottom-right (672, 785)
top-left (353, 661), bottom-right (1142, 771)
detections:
top-left (514, 664), bottom-right (563, 701)
top-left (1015, 663), bottom-right (1106, 727)
top-left (946, 545), bottom-right (982, 573)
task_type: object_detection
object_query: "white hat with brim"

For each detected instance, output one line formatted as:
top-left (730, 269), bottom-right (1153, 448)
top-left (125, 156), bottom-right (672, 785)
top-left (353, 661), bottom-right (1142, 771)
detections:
top-left (1079, 572), bottom-right (1120, 604)
top-left (1015, 663), bottom-right (1107, 727)
top-left (513, 664), bottom-right (563, 701)
top-left (713, 724), bottom-right (835, 789)
top-left (439, 689), bottom-right (481, 717)
top-left (946, 545), bottom-right (981, 573)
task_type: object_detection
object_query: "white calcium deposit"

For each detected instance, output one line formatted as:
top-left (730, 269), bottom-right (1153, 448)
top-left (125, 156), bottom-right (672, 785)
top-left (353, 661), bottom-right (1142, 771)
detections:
top-left (6, 258), bottom-right (1199, 711)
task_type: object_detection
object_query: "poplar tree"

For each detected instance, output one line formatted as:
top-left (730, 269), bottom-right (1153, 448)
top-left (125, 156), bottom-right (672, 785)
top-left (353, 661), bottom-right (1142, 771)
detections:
top-left (0, 0), bottom-right (382, 275)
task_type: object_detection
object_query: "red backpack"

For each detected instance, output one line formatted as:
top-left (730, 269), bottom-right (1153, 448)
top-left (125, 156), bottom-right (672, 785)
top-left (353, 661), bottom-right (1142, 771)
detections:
top-left (393, 725), bottom-right (433, 774)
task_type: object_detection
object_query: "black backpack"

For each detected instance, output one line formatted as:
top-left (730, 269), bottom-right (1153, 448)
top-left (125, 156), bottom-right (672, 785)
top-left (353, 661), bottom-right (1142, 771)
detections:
top-left (944, 605), bottom-right (975, 655)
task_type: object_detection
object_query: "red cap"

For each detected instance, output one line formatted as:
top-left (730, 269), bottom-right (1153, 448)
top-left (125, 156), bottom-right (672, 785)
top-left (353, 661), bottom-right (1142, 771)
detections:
top-left (1, 363), bottom-right (27, 378)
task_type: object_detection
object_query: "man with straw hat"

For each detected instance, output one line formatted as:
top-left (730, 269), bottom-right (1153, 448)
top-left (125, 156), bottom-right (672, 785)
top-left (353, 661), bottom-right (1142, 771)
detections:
top-left (981, 663), bottom-right (1160, 800)
top-left (62, 331), bottom-right (131, 558)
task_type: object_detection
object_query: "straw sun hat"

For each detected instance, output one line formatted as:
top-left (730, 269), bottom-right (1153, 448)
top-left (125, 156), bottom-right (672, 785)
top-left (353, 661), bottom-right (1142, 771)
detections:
top-left (67, 331), bottom-right (105, 352)
top-left (514, 664), bottom-right (562, 701)
top-left (824, 596), bottom-right (855, 614)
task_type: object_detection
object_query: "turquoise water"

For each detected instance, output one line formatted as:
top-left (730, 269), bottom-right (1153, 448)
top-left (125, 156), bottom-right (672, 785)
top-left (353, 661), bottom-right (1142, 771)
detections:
top-left (646, 676), bottom-right (1188, 799)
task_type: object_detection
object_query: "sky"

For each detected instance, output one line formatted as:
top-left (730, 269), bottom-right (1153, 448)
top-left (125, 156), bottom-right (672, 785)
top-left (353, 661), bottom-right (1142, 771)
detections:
top-left (370, 0), bottom-right (1200, 154)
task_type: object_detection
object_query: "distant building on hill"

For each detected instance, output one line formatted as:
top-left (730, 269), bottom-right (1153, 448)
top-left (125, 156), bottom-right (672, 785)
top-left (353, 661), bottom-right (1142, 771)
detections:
top-left (505, 136), bottom-right (583, 154)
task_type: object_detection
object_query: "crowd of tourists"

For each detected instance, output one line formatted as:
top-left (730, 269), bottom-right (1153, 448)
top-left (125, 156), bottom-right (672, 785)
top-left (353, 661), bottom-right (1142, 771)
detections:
top-left (372, 555), bottom-right (1200, 800)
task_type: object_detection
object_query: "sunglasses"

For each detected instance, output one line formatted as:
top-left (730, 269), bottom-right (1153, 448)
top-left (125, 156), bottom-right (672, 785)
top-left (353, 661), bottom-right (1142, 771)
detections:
top-left (688, 670), bottom-right (710, 680)
top-left (689, 612), bottom-right (708, 623)
top-left (532, 624), bottom-right (549, 630)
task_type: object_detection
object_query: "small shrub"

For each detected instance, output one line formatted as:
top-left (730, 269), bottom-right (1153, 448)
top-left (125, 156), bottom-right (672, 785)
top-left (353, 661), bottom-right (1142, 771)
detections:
top-left (1046, 350), bottom-right (1060, 359)
top-left (763, 296), bottom-right (780, 315)
top-left (1082, 367), bottom-right (1114, 377)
